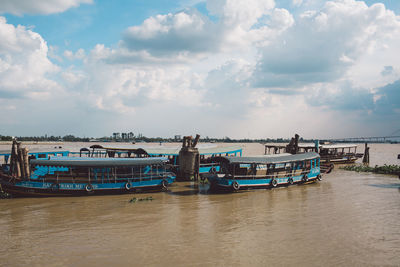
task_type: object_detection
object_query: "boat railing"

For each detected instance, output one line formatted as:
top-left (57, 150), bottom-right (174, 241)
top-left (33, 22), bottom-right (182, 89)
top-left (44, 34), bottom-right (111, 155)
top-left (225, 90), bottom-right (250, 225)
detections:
top-left (200, 162), bottom-right (220, 167)
top-left (230, 169), bottom-right (313, 180)
top-left (33, 171), bottom-right (175, 184)
top-left (113, 171), bottom-right (174, 180)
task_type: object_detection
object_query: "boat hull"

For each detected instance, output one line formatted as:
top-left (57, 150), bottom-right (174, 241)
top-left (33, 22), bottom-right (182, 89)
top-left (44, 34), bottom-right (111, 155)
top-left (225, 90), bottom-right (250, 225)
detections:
top-left (206, 171), bottom-right (320, 192)
top-left (0, 174), bottom-right (175, 197)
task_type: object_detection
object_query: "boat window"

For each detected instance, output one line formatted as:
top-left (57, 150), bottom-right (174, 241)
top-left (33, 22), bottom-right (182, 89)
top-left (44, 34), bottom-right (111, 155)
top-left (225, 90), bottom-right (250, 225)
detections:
top-left (256, 164), bottom-right (267, 170)
top-left (294, 161), bottom-right (303, 169)
top-left (275, 163), bottom-right (285, 169)
top-left (255, 164), bottom-right (267, 175)
top-left (234, 164), bottom-right (248, 175)
top-left (305, 160), bottom-right (311, 170)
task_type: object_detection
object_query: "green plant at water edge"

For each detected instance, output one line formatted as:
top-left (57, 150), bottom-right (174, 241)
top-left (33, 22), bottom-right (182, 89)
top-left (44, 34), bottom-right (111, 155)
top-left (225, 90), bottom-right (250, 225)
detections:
top-left (0, 190), bottom-right (11, 199)
top-left (0, 185), bottom-right (11, 199)
top-left (341, 164), bottom-right (400, 175)
top-left (129, 196), bottom-right (154, 203)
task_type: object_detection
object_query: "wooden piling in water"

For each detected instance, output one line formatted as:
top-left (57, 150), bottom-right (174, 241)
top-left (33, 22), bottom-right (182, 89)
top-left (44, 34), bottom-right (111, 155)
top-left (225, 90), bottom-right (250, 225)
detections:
top-left (362, 143), bottom-right (370, 165)
top-left (10, 140), bottom-right (16, 176)
top-left (18, 146), bottom-right (26, 178)
top-left (23, 148), bottom-right (30, 179)
top-left (15, 142), bottom-right (22, 178)
top-left (178, 135), bottom-right (200, 181)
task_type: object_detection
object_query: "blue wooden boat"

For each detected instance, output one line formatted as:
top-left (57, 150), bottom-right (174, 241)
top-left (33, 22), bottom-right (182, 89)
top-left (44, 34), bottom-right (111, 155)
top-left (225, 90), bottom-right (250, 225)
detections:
top-left (204, 152), bottom-right (321, 191)
top-left (0, 155), bottom-right (175, 197)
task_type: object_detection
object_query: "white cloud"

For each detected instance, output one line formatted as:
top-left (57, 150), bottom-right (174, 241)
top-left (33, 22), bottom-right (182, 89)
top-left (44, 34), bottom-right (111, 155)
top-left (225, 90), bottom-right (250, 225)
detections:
top-left (64, 48), bottom-right (85, 60)
top-left (78, 46), bottom-right (208, 114)
top-left (61, 70), bottom-right (85, 86)
top-left (0, 16), bottom-right (60, 99)
top-left (253, 0), bottom-right (400, 89)
top-left (122, 9), bottom-right (220, 57)
top-left (0, 0), bottom-right (93, 15)
top-left (61, 0), bottom-right (400, 137)
top-left (2, 0), bottom-right (400, 138)
top-left (207, 0), bottom-right (275, 29)
top-left (121, 0), bottom-right (288, 59)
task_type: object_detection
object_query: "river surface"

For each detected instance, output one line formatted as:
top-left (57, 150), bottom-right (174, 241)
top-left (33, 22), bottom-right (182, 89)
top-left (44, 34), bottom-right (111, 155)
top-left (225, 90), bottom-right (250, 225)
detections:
top-left (0, 142), bottom-right (399, 266)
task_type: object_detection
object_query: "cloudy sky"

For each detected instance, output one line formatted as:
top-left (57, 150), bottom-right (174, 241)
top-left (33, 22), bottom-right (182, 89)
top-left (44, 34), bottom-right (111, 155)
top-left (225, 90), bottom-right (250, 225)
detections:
top-left (0, 0), bottom-right (399, 139)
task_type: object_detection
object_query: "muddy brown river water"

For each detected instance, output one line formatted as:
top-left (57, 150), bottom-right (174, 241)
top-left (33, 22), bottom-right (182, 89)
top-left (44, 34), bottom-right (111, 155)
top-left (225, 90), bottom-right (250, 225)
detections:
top-left (0, 142), bottom-right (399, 266)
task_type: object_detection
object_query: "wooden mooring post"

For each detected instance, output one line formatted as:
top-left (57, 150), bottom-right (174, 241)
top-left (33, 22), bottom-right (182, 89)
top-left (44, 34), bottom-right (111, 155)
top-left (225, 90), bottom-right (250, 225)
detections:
top-left (14, 141), bottom-right (22, 178)
top-left (362, 143), bottom-right (370, 165)
top-left (177, 134), bottom-right (200, 181)
top-left (17, 145), bottom-right (26, 178)
top-left (23, 148), bottom-right (30, 179)
top-left (9, 140), bottom-right (30, 179)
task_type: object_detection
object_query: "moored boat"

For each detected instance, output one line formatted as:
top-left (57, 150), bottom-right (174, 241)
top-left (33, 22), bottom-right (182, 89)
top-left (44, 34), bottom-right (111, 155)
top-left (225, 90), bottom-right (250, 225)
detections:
top-left (204, 152), bottom-right (321, 191)
top-left (319, 144), bottom-right (363, 164)
top-left (80, 144), bottom-right (242, 174)
top-left (0, 153), bottom-right (175, 197)
top-left (264, 140), bottom-right (363, 171)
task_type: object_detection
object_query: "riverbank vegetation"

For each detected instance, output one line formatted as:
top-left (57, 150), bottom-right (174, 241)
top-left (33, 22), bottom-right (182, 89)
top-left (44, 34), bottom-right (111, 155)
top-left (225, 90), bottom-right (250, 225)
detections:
top-left (341, 164), bottom-right (400, 175)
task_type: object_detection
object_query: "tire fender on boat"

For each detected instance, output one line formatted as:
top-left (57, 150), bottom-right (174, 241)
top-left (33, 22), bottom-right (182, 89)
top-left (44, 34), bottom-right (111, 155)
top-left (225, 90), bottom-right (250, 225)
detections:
top-left (125, 182), bottom-right (132, 191)
top-left (271, 179), bottom-right (278, 187)
top-left (288, 177), bottom-right (294, 185)
top-left (232, 180), bottom-right (240, 191)
top-left (209, 167), bottom-right (217, 174)
top-left (85, 184), bottom-right (93, 192)
top-left (302, 174), bottom-right (308, 182)
top-left (317, 174), bottom-right (322, 181)
top-left (161, 179), bottom-right (168, 189)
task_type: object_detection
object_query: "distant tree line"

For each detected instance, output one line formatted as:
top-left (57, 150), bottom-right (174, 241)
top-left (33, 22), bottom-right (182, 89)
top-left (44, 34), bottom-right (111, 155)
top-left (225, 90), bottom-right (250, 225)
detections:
top-left (4, 133), bottom-right (388, 143)
top-left (0, 134), bottom-right (301, 143)
top-left (0, 134), bottom-right (90, 142)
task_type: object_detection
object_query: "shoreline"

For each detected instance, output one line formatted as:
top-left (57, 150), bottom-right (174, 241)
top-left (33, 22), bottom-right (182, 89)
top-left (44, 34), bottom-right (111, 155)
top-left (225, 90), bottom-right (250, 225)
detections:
top-left (0, 141), bottom-right (64, 145)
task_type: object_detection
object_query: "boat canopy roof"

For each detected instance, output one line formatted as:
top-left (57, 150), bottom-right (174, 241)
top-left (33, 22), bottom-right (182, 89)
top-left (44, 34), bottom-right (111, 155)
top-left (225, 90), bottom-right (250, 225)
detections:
top-left (264, 143), bottom-right (359, 149)
top-left (0, 149), bottom-right (69, 156)
top-left (30, 156), bottom-right (169, 167)
top-left (219, 152), bottom-right (320, 165)
top-left (99, 145), bottom-right (242, 156)
top-left (264, 143), bottom-right (317, 149)
top-left (320, 144), bottom-right (358, 149)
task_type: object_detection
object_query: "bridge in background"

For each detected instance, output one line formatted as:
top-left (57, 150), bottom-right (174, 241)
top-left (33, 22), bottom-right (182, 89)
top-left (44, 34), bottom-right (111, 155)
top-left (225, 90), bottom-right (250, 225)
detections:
top-left (325, 135), bottom-right (400, 143)
top-left (322, 129), bottom-right (400, 143)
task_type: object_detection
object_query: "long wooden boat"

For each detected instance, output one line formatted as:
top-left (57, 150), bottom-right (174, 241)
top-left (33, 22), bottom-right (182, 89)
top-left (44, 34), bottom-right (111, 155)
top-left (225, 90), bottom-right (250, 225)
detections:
top-left (319, 144), bottom-right (363, 164)
top-left (204, 152), bottom-right (321, 191)
top-left (264, 143), bottom-right (363, 166)
top-left (0, 156), bottom-right (175, 197)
